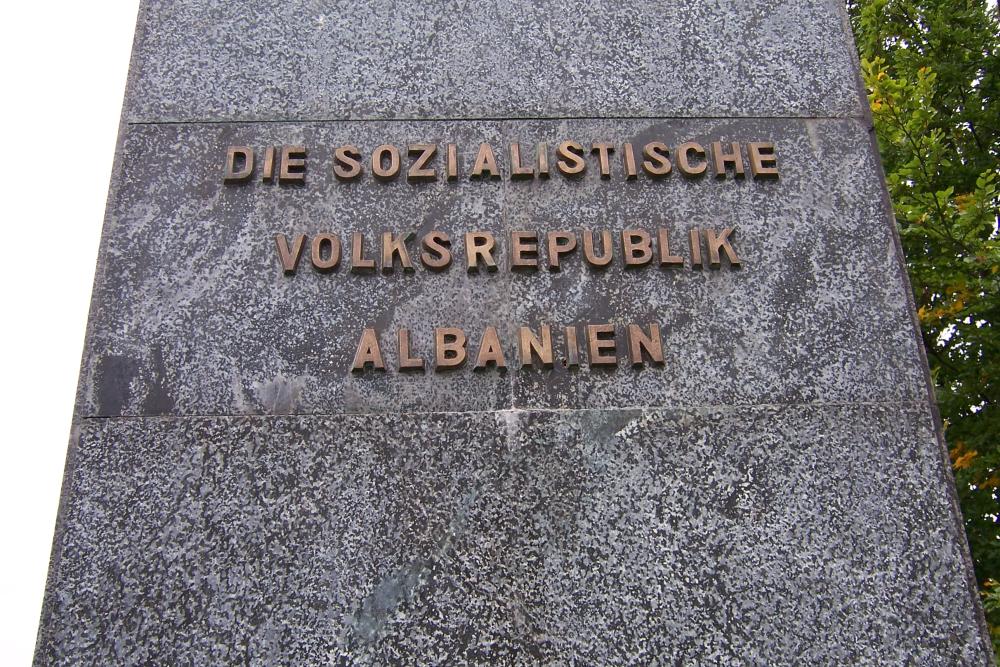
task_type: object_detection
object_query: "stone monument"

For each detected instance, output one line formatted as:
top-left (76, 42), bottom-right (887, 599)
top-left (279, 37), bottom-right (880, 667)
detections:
top-left (35, 1), bottom-right (994, 664)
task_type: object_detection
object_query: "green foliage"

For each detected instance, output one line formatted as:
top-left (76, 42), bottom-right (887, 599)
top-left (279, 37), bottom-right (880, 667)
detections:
top-left (847, 0), bottom-right (1000, 655)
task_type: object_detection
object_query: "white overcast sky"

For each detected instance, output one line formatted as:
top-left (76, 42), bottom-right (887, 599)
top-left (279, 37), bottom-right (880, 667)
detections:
top-left (0, 2), bottom-right (140, 662)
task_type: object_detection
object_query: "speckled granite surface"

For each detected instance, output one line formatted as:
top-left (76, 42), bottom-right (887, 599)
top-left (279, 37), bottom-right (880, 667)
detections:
top-left (123, 0), bottom-right (861, 122)
top-left (35, 0), bottom-right (993, 664)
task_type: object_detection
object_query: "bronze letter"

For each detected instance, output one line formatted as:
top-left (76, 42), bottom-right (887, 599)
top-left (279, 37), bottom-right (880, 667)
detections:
top-left (622, 230), bottom-right (653, 267)
top-left (262, 146), bottom-right (276, 182)
top-left (583, 229), bottom-right (613, 267)
top-left (623, 142), bottom-right (638, 180)
top-left (398, 329), bottom-right (425, 371)
top-left (546, 231), bottom-right (577, 271)
top-left (641, 142), bottom-right (671, 177)
top-left (351, 328), bottom-right (385, 371)
top-left (274, 233), bottom-right (306, 274)
top-left (537, 142), bottom-right (550, 178)
top-left (711, 141), bottom-right (745, 179)
top-left (279, 145), bottom-right (307, 183)
top-left (372, 144), bottom-right (401, 180)
top-left (465, 232), bottom-right (498, 272)
top-left (311, 233), bottom-right (341, 272)
top-left (381, 231), bottom-right (414, 273)
top-left (591, 142), bottom-right (614, 178)
top-left (474, 326), bottom-right (507, 370)
top-left (689, 228), bottom-right (703, 269)
top-left (351, 231), bottom-right (376, 273)
top-left (435, 327), bottom-right (467, 369)
top-left (564, 326), bottom-right (580, 367)
top-left (676, 141), bottom-right (707, 178)
top-left (511, 231), bottom-right (539, 270)
top-left (470, 143), bottom-right (500, 179)
top-left (657, 228), bottom-right (683, 268)
top-left (556, 140), bottom-right (586, 176)
top-left (748, 142), bottom-right (779, 179)
top-left (407, 144), bottom-right (437, 182)
top-left (333, 145), bottom-right (362, 180)
top-left (705, 228), bottom-right (741, 268)
top-left (510, 143), bottom-right (535, 179)
top-left (420, 231), bottom-right (452, 271)
top-left (223, 146), bottom-right (254, 183)
top-left (627, 324), bottom-right (664, 366)
top-left (586, 324), bottom-right (617, 366)
top-left (519, 325), bottom-right (554, 368)
top-left (446, 143), bottom-right (459, 181)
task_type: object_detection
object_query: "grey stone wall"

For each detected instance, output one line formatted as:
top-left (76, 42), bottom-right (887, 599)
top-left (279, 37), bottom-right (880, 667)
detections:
top-left (35, 1), bottom-right (993, 664)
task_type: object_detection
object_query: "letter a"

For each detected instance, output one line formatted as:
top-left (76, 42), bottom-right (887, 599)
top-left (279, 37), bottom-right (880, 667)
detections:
top-left (351, 328), bottom-right (385, 371)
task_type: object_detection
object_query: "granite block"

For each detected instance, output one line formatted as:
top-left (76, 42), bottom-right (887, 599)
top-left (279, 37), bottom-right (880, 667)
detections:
top-left (123, 0), bottom-right (862, 123)
top-left (36, 404), bottom-right (988, 665)
top-left (502, 117), bottom-right (925, 409)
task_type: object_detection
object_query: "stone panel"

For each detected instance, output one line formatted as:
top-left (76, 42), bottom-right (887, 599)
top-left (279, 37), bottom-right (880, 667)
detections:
top-left (36, 405), bottom-right (987, 665)
top-left (80, 118), bottom-right (925, 416)
top-left (123, 0), bottom-right (862, 123)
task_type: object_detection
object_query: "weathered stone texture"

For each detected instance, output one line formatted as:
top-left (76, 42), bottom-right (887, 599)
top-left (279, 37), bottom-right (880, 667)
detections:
top-left (38, 406), bottom-right (986, 665)
top-left (124, 0), bottom-right (861, 122)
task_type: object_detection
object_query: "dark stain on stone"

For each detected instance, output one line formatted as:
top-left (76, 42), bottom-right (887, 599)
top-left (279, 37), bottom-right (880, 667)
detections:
top-left (95, 354), bottom-right (139, 416)
top-left (143, 345), bottom-right (176, 415)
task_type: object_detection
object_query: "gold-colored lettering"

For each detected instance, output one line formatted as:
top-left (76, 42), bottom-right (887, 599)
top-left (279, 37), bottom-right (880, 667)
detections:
top-left (511, 231), bottom-right (539, 270)
top-left (311, 233), bottom-right (341, 272)
top-left (582, 229), bottom-right (613, 267)
top-left (398, 329), bottom-right (425, 371)
top-left (420, 231), bottom-right (452, 271)
top-left (223, 146), bottom-right (254, 183)
top-left (537, 142), bottom-right (550, 178)
top-left (556, 140), bottom-right (586, 176)
top-left (474, 326), bottom-right (507, 370)
top-left (519, 325), bottom-right (554, 368)
top-left (351, 328), bottom-right (385, 371)
top-left (351, 231), bottom-right (376, 273)
top-left (274, 233), bottom-right (305, 274)
top-left (435, 327), bottom-right (467, 369)
top-left (676, 141), bottom-right (707, 177)
top-left (546, 231), bottom-right (577, 271)
top-left (711, 141), bottom-right (745, 179)
top-left (407, 144), bottom-right (437, 182)
top-left (465, 232), bottom-right (498, 272)
top-left (623, 142), bottom-right (638, 180)
top-left (657, 228), bottom-right (683, 267)
top-left (333, 145), bottom-right (362, 180)
top-left (641, 142), bottom-right (671, 177)
top-left (279, 145), bottom-right (307, 183)
top-left (622, 229), bottom-right (653, 266)
top-left (591, 142), bottom-right (614, 178)
top-left (705, 228), bottom-right (741, 268)
top-left (689, 228), bottom-right (703, 269)
top-left (446, 143), bottom-right (459, 181)
top-left (627, 324), bottom-right (664, 366)
top-left (262, 146), bottom-right (276, 182)
top-left (470, 143), bottom-right (500, 179)
top-left (381, 231), bottom-right (414, 273)
top-left (586, 324), bottom-right (617, 366)
top-left (510, 143), bottom-right (534, 179)
top-left (748, 142), bottom-right (779, 179)
top-left (564, 326), bottom-right (580, 367)
top-left (372, 144), bottom-right (401, 180)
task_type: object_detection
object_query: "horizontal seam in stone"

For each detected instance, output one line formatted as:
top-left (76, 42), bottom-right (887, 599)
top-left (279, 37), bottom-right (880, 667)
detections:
top-left (124, 114), bottom-right (868, 126)
top-left (78, 399), bottom-right (933, 421)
